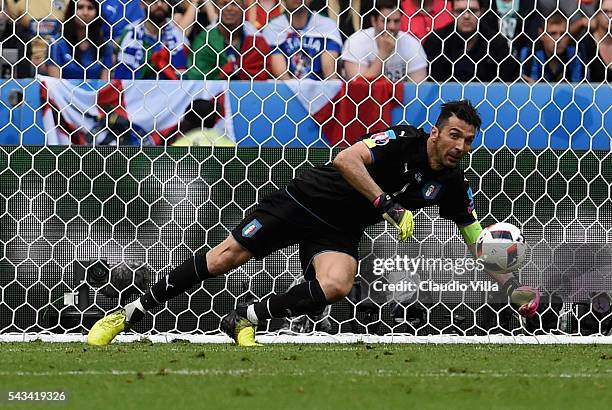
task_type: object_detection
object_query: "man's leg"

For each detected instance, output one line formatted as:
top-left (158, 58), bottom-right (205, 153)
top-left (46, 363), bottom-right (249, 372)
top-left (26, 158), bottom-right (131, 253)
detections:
top-left (254, 251), bottom-right (357, 317)
top-left (87, 235), bottom-right (253, 346)
top-left (130, 235), bottom-right (253, 317)
top-left (222, 251), bottom-right (357, 346)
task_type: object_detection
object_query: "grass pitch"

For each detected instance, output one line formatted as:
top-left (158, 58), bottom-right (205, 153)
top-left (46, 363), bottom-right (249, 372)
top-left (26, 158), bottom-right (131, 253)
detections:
top-left (1, 342), bottom-right (611, 409)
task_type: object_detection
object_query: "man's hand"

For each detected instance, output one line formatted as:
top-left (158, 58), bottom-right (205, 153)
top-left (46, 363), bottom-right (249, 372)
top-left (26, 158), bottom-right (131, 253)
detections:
top-left (502, 277), bottom-right (540, 319)
top-left (374, 193), bottom-right (414, 241)
top-left (376, 32), bottom-right (396, 61)
top-left (510, 286), bottom-right (540, 319)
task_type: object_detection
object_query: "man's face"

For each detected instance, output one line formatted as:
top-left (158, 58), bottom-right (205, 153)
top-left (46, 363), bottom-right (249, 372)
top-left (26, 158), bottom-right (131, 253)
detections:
top-left (141, 0), bottom-right (170, 26)
top-left (596, 0), bottom-right (612, 34)
top-left (372, 8), bottom-right (402, 37)
top-left (217, 0), bottom-right (244, 30)
top-left (541, 20), bottom-right (569, 56)
top-left (430, 115), bottom-right (476, 169)
top-left (452, 0), bottom-right (480, 35)
top-left (284, 0), bottom-right (312, 13)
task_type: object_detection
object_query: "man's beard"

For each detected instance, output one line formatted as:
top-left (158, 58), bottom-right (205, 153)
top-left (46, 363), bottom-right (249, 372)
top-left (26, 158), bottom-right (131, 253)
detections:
top-left (457, 27), bottom-right (476, 39)
top-left (150, 10), bottom-right (169, 26)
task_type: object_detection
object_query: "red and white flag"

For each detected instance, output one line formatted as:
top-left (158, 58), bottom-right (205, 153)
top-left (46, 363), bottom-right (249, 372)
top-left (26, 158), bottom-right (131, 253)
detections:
top-left (41, 76), bottom-right (231, 145)
top-left (286, 77), bottom-right (404, 146)
top-left (41, 76), bottom-right (402, 147)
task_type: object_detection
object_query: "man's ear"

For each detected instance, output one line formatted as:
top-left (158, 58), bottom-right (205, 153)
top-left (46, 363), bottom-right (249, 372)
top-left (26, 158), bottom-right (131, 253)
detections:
top-left (430, 126), bottom-right (439, 142)
top-left (370, 14), bottom-right (378, 29)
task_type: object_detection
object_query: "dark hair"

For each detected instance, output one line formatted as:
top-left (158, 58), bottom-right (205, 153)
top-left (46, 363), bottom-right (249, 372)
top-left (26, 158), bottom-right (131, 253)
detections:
top-left (375, 0), bottom-right (400, 12)
top-left (546, 12), bottom-right (567, 27)
top-left (435, 100), bottom-right (482, 130)
top-left (62, 0), bottom-right (105, 61)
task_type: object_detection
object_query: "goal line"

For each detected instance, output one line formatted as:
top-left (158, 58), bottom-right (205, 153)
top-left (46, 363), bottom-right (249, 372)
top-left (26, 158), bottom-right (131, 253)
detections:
top-left (3, 333), bottom-right (612, 345)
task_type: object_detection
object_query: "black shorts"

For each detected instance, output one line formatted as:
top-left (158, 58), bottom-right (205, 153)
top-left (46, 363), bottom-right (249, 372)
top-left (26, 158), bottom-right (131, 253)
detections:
top-left (231, 188), bottom-right (361, 280)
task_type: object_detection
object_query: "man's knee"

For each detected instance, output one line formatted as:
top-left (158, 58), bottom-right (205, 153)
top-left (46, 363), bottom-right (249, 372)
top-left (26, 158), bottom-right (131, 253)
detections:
top-left (319, 277), bottom-right (353, 302)
top-left (207, 235), bottom-right (253, 276)
top-left (313, 252), bottom-right (357, 302)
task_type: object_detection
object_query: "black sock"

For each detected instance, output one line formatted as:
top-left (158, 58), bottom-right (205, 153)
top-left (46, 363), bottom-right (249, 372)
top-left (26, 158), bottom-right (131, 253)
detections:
top-left (140, 251), bottom-right (211, 311)
top-left (501, 277), bottom-right (522, 297)
top-left (253, 279), bottom-right (328, 320)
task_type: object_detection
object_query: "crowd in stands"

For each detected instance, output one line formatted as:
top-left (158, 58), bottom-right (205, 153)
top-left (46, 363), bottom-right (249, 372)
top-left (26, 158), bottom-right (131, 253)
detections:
top-left (0, 0), bottom-right (610, 83)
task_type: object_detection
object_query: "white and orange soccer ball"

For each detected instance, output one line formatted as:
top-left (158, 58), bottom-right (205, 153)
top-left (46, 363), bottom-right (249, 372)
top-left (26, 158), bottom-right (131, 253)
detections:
top-left (476, 223), bottom-right (526, 274)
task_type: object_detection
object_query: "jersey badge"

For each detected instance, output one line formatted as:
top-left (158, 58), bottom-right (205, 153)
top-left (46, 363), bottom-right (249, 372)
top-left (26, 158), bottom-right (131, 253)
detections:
top-left (370, 130), bottom-right (396, 146)
top-left (242, 219), bottom-right (262, 238)
top-left (422, 182), bottom-right (441, 200)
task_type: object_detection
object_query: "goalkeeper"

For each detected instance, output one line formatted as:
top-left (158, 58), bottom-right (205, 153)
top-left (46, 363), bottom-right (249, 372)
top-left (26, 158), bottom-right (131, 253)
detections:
top-left (88, 100), bottom-right (540, 346)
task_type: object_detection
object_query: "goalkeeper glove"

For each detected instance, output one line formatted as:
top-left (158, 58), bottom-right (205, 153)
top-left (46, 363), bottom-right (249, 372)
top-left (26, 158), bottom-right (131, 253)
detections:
top-left (374, 193), bottom-right (414, 241)
top-left (502, 278), bottom-right (540, 319)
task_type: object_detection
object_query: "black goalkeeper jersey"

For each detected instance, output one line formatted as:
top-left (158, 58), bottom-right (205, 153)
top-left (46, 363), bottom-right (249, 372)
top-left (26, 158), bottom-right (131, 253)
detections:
top-left (285, 125), bottom-right (478, 233)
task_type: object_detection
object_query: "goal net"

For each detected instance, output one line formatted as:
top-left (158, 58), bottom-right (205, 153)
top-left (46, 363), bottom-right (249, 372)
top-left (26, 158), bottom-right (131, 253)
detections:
top-left (0, 0), bottom-right (610, 343)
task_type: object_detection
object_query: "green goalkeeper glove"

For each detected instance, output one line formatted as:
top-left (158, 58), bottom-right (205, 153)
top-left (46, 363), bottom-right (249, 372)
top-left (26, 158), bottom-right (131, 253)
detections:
top-left (374, 193), bottom-right (414, 241)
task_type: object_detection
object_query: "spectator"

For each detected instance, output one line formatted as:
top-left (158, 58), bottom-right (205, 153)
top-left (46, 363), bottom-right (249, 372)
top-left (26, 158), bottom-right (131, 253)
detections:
top-left (308, 0), bottom-right (363, 40)
top-left (400, 0), bottom-right (454, 42)
top-left (113, 0), bottom-right (197, 79)
top-left (47, 0), bottom-right (112, 80)
top-left (0, 0), bottom-right (9, 39)
top-left (187, 1), bottom-right (218, 43)
top-left (579, 0), bottom-right (611, 82)
top-left (424, 0), bottom-right (517, 82)
top-left (103, 1), bottom-right (200, 40)
top-left (0, 0), bottom-right (33, 78)
top-left (481, 0), bottom-right (539, 49)
top-left (244, 0), bottom-right (282, 29)
top-left (328, 0), bottom-right (362, 40)
top-left (263, 0), bottom-right (342, 80)
top-left (4, 0), bottom-right (69, 73)
top-left (537, 0), bottom-right (600, 39)
top-left (519, 12), bottom-right (583, 83)
top-left (185, 0), bottom-right (270, 80)
top-left (342, 0), bottom-right (427, 83)
top-left (100, 0), bottom-right (145, 40)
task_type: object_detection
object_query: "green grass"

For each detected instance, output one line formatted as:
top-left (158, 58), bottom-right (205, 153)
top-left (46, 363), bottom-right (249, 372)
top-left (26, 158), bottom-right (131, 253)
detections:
top-left (1, 342), bottom-right (612, 409)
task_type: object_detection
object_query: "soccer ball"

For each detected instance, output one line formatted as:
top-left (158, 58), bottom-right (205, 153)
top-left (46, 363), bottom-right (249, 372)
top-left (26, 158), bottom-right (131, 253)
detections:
top-left (476, 223), bottom-right (526, 273)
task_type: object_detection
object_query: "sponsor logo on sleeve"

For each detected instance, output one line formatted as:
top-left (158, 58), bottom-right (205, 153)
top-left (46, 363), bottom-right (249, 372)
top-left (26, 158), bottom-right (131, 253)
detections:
top-left (242, 219), bottom-right (262, 238)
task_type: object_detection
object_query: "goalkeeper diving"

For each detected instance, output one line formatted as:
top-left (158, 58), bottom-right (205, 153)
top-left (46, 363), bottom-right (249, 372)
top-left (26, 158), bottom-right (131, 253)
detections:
top-left (88, 100), bottom-right (540, 346)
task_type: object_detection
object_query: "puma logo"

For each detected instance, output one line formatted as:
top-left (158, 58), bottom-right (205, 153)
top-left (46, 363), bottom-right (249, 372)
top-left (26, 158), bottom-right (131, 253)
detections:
top-left (165, 275), bottom-right (174, 291)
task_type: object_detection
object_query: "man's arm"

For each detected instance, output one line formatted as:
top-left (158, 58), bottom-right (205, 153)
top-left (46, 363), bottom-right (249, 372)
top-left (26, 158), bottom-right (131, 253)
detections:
top-left (461, 222), bottom-right (539, 318)
top-left (332, 141), bottom-right (383, 202)
top-left (343, 32), bottom-right (395, 80)
top-left (173, 0), bottom-right (199, 37)
top-left (344, 59), bottom-right (382, 80)
top-left (321, 50), bottom-right (339, 79)
top-left (407, 67), bottom-right (427, 83)
top-left (269, 53), bottom-right (291, 79)
top-left (333, 140), bottom-right (414, 241)
top-left (46, 65), bottom-right (60, 78)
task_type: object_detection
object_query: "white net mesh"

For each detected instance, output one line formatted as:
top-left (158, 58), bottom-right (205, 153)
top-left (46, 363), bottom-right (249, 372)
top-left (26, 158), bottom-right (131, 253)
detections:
top-left (0, 0), bottom-right (611, 342)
